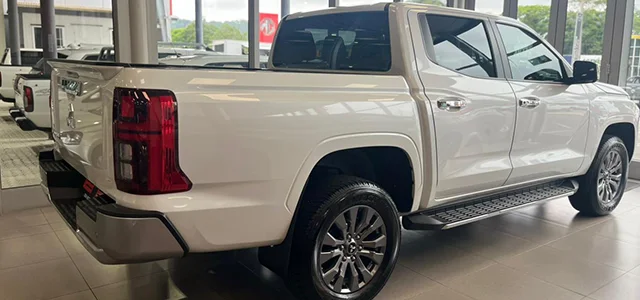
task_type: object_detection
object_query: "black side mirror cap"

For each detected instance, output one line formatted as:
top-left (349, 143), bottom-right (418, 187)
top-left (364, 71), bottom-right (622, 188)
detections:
top-left (570, 60), bottom-right (598, 84)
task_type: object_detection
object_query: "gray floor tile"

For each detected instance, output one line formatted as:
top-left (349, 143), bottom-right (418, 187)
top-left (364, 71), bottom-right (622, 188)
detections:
top-left (406, 284), bottom-right (473, 300)
top-left (0, 209), bottom-right (48, 231)
top-left (399, 239), bottom-right (495, 283)
top-left (582, 216), bottom-right (640, 247)
top-left (589, 273), bottom-right (640, 300)
top-left (55, 229), bottom-right (88, 255)
top-left (548, 229), bottom-right (640, 271)
top-left (0, 258), bottom-right (87, 300)
top-left (49, 222), bottom-right (70, 231)
top-left (71, 252), bottom-right (166, 288)
top-left (0, 224), bottom-right (52, 241)
top-left (47, 290), bottom-right (96, 300)
top-left (41, 207), bottom-right (65, 224)
top-left (91, 272), bottom-right (186, 300)
top-left (445, 264), bottom-right (582, 300)
top-left (500, 246), bottom-right (625, 295)
top-left (0, 232), bottom-right (68, 270)
top-left (375, 264), bottom-right (436, 300)
top-left (475, 212), bottom-right (573, 244)
top-left (443, 224), bottom-right (540, 261)
top-left (515, 198), bottom-right (611, 231)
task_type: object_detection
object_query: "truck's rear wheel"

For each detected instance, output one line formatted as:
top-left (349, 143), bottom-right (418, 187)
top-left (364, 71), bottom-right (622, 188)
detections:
top-left (288, 175), bottom-right (400, 300)
top-left (569, 135), bottom-right (628, 216)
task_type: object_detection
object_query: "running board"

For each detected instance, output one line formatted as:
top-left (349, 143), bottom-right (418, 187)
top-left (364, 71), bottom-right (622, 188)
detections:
top-left (403, 179), bottom-right (579, 230)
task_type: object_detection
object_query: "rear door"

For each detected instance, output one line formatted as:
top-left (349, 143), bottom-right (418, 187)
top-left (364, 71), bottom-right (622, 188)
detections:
top-left (412, 12), bottom-right (517, 200)
top-left (493, 21), bottom-right (590, 185)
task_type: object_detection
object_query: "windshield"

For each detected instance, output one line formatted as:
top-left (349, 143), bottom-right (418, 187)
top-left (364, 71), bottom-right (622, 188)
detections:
top-left (272, 11), bottom-right (391, 72)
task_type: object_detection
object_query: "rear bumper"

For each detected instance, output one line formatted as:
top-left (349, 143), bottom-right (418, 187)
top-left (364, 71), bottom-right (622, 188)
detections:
top-left (39, 150), bottom-right (188, 264)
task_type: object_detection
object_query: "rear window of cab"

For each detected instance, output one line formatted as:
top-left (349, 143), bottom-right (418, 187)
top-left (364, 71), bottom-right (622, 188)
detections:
top-left (272, 11), bottom-right (391, 72)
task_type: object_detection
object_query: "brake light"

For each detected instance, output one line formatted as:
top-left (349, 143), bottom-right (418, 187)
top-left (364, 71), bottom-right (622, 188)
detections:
top-left (113, 88), bottom-right (191, 194)
top-left (24, 86), bottom-right (34, 112)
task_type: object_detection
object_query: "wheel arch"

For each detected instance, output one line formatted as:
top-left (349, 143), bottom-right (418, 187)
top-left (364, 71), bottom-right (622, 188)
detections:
top-left (603, 122), bottom-right (635, 160)
top-left (259, 133), bottom-right (422, 279)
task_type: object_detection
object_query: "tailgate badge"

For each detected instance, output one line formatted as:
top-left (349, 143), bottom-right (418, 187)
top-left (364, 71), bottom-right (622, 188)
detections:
top-left (67, 104), bottom-right (76, 129)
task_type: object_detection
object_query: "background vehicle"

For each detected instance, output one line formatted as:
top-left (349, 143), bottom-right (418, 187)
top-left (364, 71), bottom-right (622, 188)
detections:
top-left (0, 48), bottom-right (55, 103)
top-left (625, 76), bottom-right (640, 104)
top-left (40, 3), bottom-right (638, 300)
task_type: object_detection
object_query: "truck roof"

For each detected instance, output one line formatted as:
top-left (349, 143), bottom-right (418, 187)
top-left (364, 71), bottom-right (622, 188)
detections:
top-left (287, 2), bottom-right (513, 21)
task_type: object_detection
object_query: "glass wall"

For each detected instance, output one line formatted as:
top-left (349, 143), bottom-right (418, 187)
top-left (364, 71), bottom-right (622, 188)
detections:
top-left (517, 0), bottom-right (553, 37)
top-left (1, 0), bottom-right (113, 204)
top-left (475, 0), bottom-right (505, 15)
top-left (562, 0), bottom-right (607, 69)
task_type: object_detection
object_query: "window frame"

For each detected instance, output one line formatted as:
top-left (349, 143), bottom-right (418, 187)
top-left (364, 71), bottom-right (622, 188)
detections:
top-left (417, 12), bottom-right (507, 80)
top-left (32, 25), bottom-right (65, 49)
top-left (492, 20), bottom-right (572, 84)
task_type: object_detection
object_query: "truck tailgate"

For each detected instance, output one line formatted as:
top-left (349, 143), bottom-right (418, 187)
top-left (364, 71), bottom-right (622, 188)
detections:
top-left (49, 61), bottom-right (124, 184)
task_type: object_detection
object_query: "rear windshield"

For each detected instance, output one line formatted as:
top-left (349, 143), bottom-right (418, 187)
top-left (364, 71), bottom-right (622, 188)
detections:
top-left (272, 11), bottom-right (391, 72)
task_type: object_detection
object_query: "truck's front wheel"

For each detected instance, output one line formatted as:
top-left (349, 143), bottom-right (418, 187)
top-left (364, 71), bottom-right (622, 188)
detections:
top-left (569, 135), bottom-right (629, 216)
top-left (288, 175), bottom-right (400, 300)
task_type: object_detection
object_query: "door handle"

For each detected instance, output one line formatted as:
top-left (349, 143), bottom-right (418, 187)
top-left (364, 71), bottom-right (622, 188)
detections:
top-left (437, 97), bottom-right (467, 111)
top-left (519, 97), bottom-right (540, 108)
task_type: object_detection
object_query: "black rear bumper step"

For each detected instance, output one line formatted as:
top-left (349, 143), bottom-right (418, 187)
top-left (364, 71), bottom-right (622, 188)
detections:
top-left (403, 180), bottom-right (579, 230)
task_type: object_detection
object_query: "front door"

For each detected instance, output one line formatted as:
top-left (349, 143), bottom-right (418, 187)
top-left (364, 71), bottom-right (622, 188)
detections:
top-left (415, 13), bottom-right (517, 200)
top-left (494, 22), bottom-right (590, 185)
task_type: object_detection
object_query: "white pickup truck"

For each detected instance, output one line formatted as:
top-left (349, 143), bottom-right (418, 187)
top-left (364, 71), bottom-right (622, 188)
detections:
top-left (40, 3), bottom-right (638, 300)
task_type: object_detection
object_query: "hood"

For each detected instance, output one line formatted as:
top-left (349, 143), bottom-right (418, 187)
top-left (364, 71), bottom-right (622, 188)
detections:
top-left (593, 82), bottom-right (629, 96)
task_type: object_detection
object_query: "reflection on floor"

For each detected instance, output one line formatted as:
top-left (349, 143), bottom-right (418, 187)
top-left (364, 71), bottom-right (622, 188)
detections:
top-left (0, 102), bottom-right (53, 189)
top-left (0, 185), bottom-right (639, 300)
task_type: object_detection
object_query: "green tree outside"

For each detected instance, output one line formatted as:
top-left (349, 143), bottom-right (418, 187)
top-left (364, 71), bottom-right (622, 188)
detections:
top-left (171, 22), bottom-right (248, 45)
top-left (518, 5), bottom-right (640, 56)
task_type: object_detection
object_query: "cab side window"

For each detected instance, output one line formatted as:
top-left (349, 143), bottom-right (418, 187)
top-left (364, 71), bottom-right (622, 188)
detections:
top-left (424, 14), bottom-right (497, 78)
top-left (496, 23), bottom-right (565, 82)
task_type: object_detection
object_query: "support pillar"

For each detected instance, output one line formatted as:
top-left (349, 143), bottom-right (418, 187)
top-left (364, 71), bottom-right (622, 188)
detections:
top-left (7, 0), bottom-right (20, 65)
top-left (503, 0), bottom-right (518, 19)
top-left (547, 0), bottom-right (568, 53)
top-left (112, 0), bottom-right (158, 64)
top-left (464, 0), bottom-right (475, 10)
top-left (39, 0), bottom-right (57, 59)
top-left (0, 0), bottom-right (6, 54)
top-left (329, 0), bottom-right (339, 8)
top-left (601, 0), bottom-right (634, 85)
top-left (248, 0), bottom-right (260, 69)
top-left (195, 0), bottom-right (203, 45)
top-left (281, 0), bottom-right (290, 19)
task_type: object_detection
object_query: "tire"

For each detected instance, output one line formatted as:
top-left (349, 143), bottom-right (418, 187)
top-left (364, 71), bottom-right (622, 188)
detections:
top-left (287, 175), bottom-right (401, 300)
top-left (569, 135), bottom-right (629, 216)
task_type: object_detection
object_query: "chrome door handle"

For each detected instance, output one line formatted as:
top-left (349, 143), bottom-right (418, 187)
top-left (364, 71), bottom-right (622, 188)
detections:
top-left (519, 97), bottom-right (540, 108)
top-left (437, 97), bottom-right (467, 111)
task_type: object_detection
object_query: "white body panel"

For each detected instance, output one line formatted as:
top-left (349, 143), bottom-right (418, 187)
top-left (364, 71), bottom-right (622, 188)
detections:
top-left (0, 67), bottom-right (30, 100)
top-left (47, 3), bottom-right (639, 253)
top-left (15, 76), bottom-right (51, 129)
top-left (50, 64), bottom-right (422, 251)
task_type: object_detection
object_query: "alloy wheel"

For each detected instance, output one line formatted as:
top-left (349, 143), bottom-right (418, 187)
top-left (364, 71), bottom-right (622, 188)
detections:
top-left (315, 205), bottom-right (387, 294)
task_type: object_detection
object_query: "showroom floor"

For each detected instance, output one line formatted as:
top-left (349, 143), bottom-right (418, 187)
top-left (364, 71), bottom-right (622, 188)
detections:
top-left (0, 102), bottom-right (53, 189)
top-left (0, 187), bottom-right (639, 300)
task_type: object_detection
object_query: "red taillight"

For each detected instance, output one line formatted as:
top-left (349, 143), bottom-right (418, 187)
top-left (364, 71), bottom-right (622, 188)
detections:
top-left (24, 86), bottom-right (34, 112)
top-left (113, 88), bottom-right (191, 195)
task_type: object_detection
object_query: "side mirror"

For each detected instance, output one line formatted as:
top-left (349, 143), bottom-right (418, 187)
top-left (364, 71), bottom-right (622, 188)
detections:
top-left (571, 60), bottom-right (598, 84)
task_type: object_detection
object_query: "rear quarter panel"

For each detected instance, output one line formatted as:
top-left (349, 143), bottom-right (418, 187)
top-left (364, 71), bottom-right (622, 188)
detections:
top-left (100, 68), bottom-right (422, 251)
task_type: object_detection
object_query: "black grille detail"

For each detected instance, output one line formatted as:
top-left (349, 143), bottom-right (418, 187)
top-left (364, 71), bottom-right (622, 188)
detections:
top-left (403, 180), bottom-right (578, 230)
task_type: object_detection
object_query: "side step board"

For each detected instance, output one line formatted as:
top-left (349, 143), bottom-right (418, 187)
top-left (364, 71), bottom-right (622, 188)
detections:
top-left (403, 180), bottom-right (579, 230)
